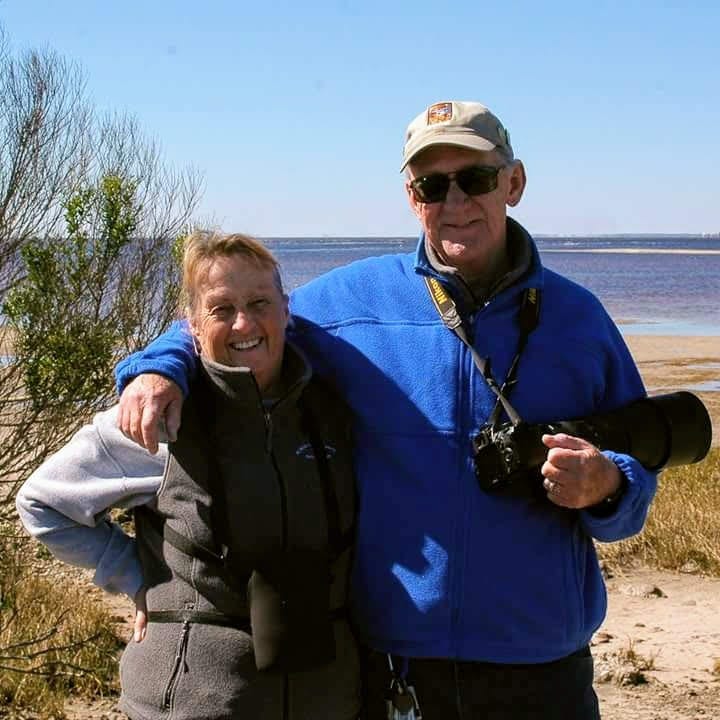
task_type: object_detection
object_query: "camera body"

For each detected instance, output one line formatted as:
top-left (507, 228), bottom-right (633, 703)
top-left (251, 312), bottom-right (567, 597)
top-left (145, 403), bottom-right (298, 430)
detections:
top-left (473, 422), bottom-right (549, 491)
top-left (472, 392), bottom-right (712, 493)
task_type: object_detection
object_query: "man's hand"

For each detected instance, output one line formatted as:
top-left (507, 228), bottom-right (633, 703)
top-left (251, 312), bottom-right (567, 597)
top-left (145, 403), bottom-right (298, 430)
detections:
top-left (133, 587), bottom-right (147, 643)
top-left (540, 433), bottom-right (623, 510)
top-left (117, 373), bottom-right (183, 453)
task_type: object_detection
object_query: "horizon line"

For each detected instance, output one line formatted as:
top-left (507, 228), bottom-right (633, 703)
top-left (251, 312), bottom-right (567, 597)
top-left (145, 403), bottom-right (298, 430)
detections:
top-left (258, 233), bottom-right (720, 240)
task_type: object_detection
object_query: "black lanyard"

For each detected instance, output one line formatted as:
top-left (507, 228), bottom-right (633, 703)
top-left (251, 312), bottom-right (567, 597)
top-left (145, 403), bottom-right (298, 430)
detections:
top-left (298, 395), bottom-right (344, 555)
top-left (424, 276), bottom-right (540, 428)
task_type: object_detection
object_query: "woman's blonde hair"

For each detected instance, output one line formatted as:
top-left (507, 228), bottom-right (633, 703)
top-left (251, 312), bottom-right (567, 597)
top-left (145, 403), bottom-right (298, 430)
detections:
top-left (181, 230), bottom-right (283, 315)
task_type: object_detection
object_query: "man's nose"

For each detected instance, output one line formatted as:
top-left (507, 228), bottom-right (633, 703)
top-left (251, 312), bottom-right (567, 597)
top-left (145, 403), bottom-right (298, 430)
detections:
top-left (444, 177), bottom-right (470, 207)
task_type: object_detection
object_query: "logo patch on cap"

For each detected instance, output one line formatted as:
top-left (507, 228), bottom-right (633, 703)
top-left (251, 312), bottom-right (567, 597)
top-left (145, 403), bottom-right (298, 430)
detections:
top-left (427, 102), bottom-right (453, 125)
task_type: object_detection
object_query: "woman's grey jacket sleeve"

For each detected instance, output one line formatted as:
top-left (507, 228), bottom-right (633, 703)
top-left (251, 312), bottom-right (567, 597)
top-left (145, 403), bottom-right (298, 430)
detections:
top-left (15, 405), bottom-right (167, 599)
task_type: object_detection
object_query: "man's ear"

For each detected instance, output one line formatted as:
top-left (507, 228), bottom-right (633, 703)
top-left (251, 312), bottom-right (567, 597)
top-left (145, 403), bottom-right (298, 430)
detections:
top-left (505, 160), bottom-right (527, 207)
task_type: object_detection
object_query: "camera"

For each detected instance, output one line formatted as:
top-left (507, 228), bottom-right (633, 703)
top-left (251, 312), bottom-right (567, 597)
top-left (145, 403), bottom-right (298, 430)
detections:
top-left (473, 391), bottom-right (712, 493)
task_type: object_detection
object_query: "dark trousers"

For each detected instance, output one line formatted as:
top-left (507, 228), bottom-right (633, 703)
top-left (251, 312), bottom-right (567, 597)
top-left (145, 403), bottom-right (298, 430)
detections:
top-left (362, 646), bottom-right (600, 720)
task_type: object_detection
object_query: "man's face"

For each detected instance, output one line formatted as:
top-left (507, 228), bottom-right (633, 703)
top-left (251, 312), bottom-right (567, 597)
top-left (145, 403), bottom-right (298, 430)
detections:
top-left (406, 145), bottom-right (526, 283)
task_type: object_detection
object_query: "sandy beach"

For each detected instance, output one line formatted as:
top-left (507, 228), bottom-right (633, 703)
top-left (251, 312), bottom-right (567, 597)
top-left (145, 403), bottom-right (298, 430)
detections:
top-left (593, 334), bottom-right (720, 717)
top-left (624, 335), bottom-right (720, 444)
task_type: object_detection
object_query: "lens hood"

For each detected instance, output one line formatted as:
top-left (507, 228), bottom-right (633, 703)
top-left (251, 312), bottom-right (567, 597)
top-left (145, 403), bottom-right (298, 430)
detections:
top-left (559, 391), bottom-right (712, 471)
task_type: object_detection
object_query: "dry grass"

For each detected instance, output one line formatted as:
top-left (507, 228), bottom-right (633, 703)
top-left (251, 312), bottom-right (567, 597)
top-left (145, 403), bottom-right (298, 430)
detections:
top-left (0, 530), bottom-right (123, 717)
top-left (598, 447), bottom-right (720, 574)
top-left (0, 381), bottom-right (716, 717)
top-left (596, 638), bottom-right (658, 686)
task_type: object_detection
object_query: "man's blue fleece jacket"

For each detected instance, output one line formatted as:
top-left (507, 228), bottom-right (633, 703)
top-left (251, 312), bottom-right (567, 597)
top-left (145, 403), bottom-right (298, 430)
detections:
top-left (116, 221), bottom-right (657, 663)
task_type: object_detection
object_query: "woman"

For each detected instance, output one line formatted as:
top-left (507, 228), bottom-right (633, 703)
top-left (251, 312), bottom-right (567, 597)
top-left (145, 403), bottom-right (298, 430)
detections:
top-left (16, 231), bottom-right (360, 720)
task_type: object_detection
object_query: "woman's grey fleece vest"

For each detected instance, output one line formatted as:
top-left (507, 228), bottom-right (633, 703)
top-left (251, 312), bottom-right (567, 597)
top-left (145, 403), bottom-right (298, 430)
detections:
top-left (120, 354), bottom-right (360, 720)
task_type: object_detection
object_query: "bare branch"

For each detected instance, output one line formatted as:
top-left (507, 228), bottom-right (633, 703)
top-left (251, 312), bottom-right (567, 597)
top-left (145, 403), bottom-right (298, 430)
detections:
top-left (0, 35), bottom-right (202, 514)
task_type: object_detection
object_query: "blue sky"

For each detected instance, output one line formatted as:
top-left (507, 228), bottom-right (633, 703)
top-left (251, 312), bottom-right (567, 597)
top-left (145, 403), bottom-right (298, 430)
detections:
top-left (2, 1), bottom-right (719, 236)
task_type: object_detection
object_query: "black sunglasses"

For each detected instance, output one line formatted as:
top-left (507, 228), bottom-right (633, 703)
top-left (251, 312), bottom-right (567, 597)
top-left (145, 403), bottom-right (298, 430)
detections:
top-left (409, 165), bottom-right (505, 204)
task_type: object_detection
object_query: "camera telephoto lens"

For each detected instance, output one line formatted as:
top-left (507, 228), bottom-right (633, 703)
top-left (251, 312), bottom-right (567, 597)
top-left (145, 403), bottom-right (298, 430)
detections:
top-left (473, 392), bottom-right (712, 496)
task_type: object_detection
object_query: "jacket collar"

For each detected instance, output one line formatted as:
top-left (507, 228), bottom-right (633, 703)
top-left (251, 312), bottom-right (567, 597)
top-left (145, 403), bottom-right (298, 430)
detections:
top-left (413, 217), bottom-right (545, 309)
top-left (197, 340), bottom-right (312, 414)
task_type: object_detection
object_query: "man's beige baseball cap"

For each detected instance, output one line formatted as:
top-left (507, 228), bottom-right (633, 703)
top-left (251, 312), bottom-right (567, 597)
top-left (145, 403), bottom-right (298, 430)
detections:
top-left (400, 100), bottom-right (513, 171)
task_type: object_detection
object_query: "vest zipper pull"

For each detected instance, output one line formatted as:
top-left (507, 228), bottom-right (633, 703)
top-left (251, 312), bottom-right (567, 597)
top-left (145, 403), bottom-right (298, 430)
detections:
top-left (264, 411), bottom-right (273, 453)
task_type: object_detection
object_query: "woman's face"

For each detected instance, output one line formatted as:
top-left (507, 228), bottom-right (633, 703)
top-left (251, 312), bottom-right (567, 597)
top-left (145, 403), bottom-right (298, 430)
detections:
top-left (189, 254), bottom-right (289, 395)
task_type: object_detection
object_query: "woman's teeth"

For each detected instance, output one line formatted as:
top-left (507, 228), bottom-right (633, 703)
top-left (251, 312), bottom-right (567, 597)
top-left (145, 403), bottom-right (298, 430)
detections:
top-left (230, 338), bottom-right (262, 351)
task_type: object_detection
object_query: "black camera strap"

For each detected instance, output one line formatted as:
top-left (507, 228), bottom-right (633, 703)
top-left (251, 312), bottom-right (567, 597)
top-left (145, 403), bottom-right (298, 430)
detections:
top-left (298, 395), bottom-right (349, 557)
top-left (424, 276), bottom-right (541, 428)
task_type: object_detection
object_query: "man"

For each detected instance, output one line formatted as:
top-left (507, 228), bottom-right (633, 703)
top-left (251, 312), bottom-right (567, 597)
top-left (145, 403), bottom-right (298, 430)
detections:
top-left (116, 100), bottom-right (657, 719)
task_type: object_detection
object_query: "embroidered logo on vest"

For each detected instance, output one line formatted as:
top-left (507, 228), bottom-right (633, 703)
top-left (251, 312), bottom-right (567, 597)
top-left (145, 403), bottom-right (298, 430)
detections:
top-left (295, 443), bottom-right (337, 460)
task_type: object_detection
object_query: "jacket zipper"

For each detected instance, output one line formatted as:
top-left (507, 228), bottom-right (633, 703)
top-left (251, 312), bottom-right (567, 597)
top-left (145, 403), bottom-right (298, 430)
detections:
top-left (267, 410), bottom-right (290, 719)
top-left (283, 674), bottom-right (289, 720)
top-left (264, 411), bottom-right (288, 551)
top-left (264, 410), bottom-right (273, 454)
top-left (162, 620), bottom-right (190, 709)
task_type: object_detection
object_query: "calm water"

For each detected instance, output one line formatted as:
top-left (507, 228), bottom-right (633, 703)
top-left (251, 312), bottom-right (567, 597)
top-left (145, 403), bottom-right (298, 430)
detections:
top-left (263, 235), bottom-right (720, 336)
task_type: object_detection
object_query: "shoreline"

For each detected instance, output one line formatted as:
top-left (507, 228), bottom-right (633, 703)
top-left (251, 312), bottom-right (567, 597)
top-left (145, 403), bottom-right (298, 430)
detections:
top-left (1, 326), bottom-right (718, 440)
top-left (542, 247), bottom-right (720, 255)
